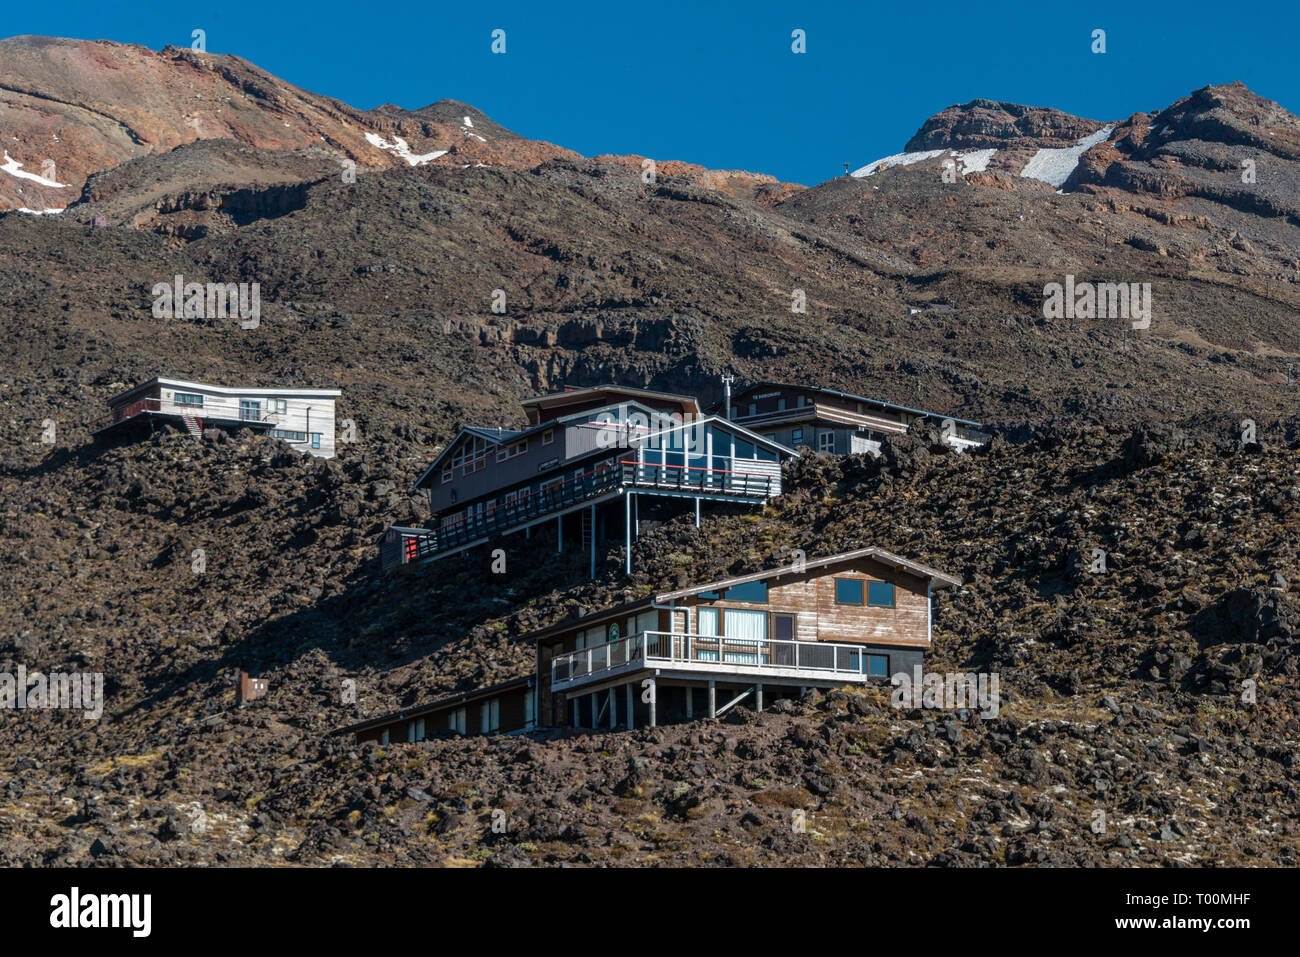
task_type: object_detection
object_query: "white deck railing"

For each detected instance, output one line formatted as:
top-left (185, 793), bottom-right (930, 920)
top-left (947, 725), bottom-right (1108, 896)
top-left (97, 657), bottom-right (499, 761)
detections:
top-left (101, 396), bottom-right (279, 431)
top-left (550, 630), bottom-right (875, 688)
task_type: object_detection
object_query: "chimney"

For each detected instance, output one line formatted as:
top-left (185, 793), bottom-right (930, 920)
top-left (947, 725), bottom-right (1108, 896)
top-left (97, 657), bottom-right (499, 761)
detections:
top-left (721, 374), bottom-right (735, 419)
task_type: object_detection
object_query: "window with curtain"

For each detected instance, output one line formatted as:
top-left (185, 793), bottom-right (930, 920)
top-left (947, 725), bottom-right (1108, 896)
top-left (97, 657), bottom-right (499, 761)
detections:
top-left (723, 608), bottom-right (767, 664)
top-left (696, 607), bottom-right (720, 662)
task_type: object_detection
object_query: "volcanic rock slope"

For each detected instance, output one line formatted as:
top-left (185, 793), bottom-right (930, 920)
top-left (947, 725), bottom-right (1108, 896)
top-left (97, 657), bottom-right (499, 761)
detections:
top-left (1, 39), bottom-right (1299, 866)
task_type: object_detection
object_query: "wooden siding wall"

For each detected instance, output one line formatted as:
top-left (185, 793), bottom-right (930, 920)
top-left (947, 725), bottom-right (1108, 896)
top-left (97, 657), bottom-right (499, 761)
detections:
top-left (675, 558), bottom-right (930, 648)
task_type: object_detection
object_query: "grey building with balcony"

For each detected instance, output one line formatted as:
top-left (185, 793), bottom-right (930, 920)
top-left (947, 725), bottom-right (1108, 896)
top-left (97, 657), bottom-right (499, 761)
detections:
top-left (382, 385), bottom-right (797, 574)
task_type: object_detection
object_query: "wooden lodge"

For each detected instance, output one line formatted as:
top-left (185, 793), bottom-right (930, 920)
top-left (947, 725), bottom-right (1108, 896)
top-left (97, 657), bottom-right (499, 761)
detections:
top-left (94, 376), bottom-right (342, 458)
top-left (381, 384), bottom-right (797, 573)
top-left (342, 547), bottom-right (960, 742)
top-left (715, 381), bottom-right (987, 457)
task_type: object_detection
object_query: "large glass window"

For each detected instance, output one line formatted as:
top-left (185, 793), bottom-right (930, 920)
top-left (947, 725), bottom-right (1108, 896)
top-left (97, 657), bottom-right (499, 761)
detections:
top-left (722, 608), bottom-right (767, 664)
top-left (696, 607), bottom-right (720, 662)
top-left (175, 392), bottom-right (203, 408)
top-left (723, 580), bottom-right (768, 603)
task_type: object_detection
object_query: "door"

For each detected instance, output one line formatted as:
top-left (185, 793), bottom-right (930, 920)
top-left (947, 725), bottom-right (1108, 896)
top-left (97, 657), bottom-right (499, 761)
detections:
top-left (771, 614), bottom-right (796, 666)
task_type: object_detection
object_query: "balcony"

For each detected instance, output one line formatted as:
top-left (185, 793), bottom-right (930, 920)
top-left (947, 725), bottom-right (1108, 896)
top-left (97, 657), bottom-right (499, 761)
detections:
top-left (96, 397), bottom-right (279, 433)
top-left (385, 457), bottom-right (780, 567)
top-left (549, 630), bottom-right (876, 692)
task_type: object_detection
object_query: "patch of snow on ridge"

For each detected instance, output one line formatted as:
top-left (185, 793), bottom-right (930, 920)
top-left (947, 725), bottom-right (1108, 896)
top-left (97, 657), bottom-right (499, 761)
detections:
top-left (956, 148), bottom-right (996, 174)
top-left (852, 149), bottom-right (946, 177)
top-left (463, 116), bottom-right (474, 128)
top-left (1, 152), bottom-right (67, 187)
top-left (852, 147), bottom-right (998, 179)
top-left (1020, 125), bottom-right (1114, 188)
top-left (364, 132), bottom-right (447, 166)
top-left (16, 207), bottom-right (64, 215)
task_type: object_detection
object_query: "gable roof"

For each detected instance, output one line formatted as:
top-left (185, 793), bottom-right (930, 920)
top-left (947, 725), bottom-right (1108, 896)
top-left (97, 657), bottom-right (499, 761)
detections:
top-left (654, 547), bottom-right (962, 601)
top-left (724, 381), bottom-right (983, 429)
top-left (521, 547), bottom-right (961, 643)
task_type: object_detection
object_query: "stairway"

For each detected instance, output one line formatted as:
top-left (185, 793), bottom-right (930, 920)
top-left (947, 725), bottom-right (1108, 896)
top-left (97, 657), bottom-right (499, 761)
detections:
top-left (180, 414), bottom-right (203, 439)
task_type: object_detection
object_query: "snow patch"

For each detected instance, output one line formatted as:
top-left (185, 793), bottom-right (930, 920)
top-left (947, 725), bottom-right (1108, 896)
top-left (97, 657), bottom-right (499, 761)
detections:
top-left (15, 207), bottom-right (64, 215)
top-left (851, 149), bottom-right (947, 178)
top-left (955, 148), bottom-right (996, 175)
top-left (462, 116), bottom-right (474, 128)
top-left (1, 151), bottom-right (67, 188)
top-left (1019, 125), bottom-right (1114, 189)
top-left (852, 147), bottom-right (998, 179)
top-left (364, 132), bottom-right (447, 166)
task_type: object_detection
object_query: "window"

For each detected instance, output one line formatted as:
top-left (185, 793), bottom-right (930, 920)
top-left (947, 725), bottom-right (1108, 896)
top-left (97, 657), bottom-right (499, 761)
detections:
top-left (268, 429), bottom-right (307, 441)
top-left (451, 436), bottom-right (491, 475)
top-left (791, 428), bottom-right (804, 445)
top-left (239, 399), bottom-right (261, 421)
top-left (524, 689), bottom-right (535, 725)
top-left (723, 580), bottom-right (768, 603)
top-left (868, 581), bottom-right (896, 607)
top-left (480, 698), bottom-right (500, 734)
top-left (747, 403), bottom-right (756, 417)
top-left (542, 429), bottom-right (554, 446)
top-left (698, 590), bottom-right (721, 600)
top-left (628, 610), bottom-right (658, 638)
top-left (835, 578), bottom-right (864, 605)
top-left (818, 431), bottom-right (835, 452)
top-left (269, 398), bottom-right (287, 415)
top-left (311, 433), bottom-right (321, 449)
top-left (448, 707), bottom-right (466, 734)
top-left (722, 608), bottom-right (767, 664)
top-left (441, 468), bottom-right (453, 484)
top-left (696, 607), bottom-right (720, 661)
top-left (379, 729), bottom-right (390, 745)
top-left (407, 717), bottom-right (425, 742)
top-left (867, 654), bottom-right (889, 677)
top-left (497, 439), bottom-right (528, 462)
top-left (175, 392), bottom-right (204, 408)
top-left (777, 398), bottom-right (786, 411)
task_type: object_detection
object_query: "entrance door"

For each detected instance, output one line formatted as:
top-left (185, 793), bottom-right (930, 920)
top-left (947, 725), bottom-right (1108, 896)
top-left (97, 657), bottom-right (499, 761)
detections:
top-left (771, 614), bottom-right (795, 666)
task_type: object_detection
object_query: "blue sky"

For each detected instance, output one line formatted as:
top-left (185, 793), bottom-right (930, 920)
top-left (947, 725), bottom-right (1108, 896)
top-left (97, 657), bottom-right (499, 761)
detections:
top-left (5, 1), bottom-right (1296, 185)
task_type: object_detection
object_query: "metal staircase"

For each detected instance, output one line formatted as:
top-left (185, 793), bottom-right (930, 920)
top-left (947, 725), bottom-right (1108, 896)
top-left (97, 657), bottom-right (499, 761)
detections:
top-left (180, 414), bottom-right (203, 439)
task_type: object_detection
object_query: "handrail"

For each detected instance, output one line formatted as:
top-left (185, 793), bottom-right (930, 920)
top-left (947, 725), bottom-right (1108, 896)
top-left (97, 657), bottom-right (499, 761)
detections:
top-left (100, 397), bottom-right (279, 431)
top-left (387, 454), bottom-right (781, 566)
top-left (550, 631), bottom-right (876, 685)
